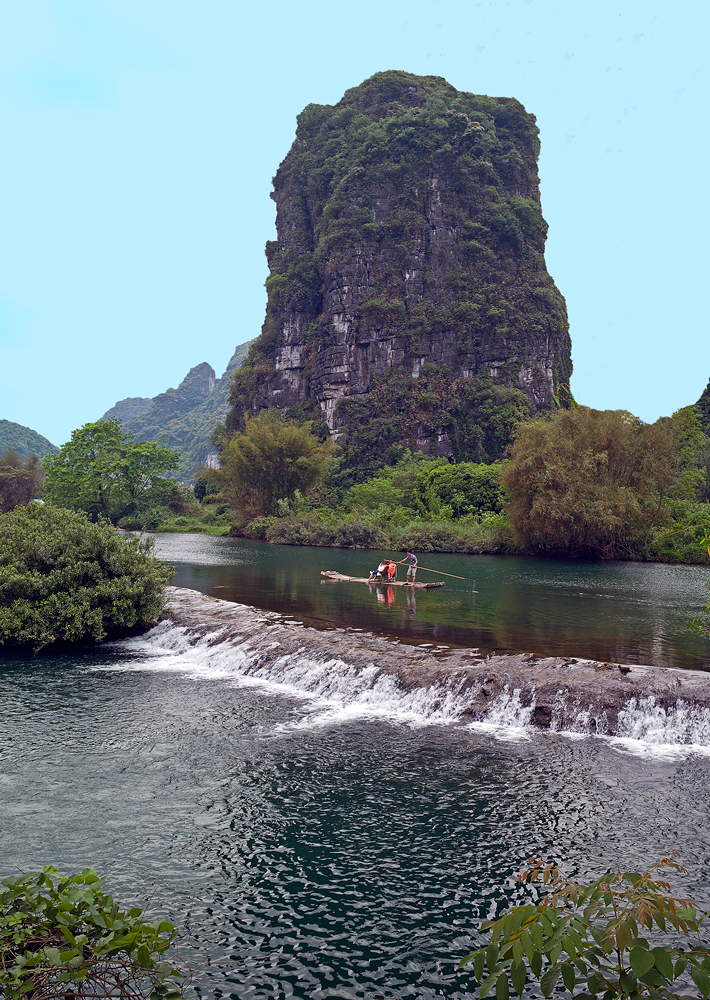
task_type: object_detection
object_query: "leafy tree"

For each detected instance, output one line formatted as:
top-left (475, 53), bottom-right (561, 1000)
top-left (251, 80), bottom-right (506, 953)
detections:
top-left (0, 504), bottom-right (173, 649)
top-left (0, 865), bottom-right (183, 1000)
top-left (0, 449), bottom-right (44, 512)
top-left (210, 410), bottom-right (334, 520)
top-left (460, 853), bottom-right (710, 1000)
top-left (43, 420), bottom-right (180, 523)
top-left (501, 407), bottom-right (702, 558)
top-left (416, 461), bottom-right (504, 519)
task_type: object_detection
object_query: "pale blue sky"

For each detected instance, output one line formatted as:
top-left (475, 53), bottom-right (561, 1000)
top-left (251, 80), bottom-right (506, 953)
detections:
top-left (0, 0), bottom-right (707, 446)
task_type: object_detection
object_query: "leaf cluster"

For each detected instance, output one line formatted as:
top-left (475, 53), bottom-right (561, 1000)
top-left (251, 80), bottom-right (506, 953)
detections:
top-left (0, 866), bottom-right (182, 1000)
top-left (461, 853), bottom-right (710, 1000)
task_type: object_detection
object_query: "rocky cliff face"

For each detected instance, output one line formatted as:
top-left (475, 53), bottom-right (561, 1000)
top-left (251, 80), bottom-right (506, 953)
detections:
top-left (229, 71), bottom-right (571, 454)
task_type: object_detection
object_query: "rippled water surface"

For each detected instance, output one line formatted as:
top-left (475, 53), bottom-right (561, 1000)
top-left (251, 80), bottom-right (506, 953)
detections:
top-left (2, 636), bottom-right (710, 999)
top-left (153, 533), bottom-right (710, 670)
top-left (3, 537), bottom-right (710, 997)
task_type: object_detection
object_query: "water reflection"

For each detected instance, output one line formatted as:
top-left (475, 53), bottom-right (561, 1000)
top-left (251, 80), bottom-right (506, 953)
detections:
top-left (151, 534), bottom-right (710, 671)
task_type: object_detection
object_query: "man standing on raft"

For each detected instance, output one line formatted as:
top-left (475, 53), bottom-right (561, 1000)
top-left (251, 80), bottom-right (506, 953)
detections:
top-left (401, 549), bottom-right (418, 584)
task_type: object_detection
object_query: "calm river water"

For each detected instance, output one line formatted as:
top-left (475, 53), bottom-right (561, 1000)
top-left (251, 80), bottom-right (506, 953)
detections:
top-left (2, 536), bottom-right (710, 999)
top-left (155, 534), bottom-right (710, 671)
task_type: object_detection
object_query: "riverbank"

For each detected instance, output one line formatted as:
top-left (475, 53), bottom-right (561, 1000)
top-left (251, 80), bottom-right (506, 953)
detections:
top-left (152, 511), bottom-right (710, 565)
top-left (164, 586), bottom-right (710, 740)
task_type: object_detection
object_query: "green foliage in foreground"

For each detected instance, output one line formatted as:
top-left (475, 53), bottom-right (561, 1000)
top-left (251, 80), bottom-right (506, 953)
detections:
top-left (461, 854), bottom-right (710, 1000)
top-left (0, 866), bottom-right (182, 1000)
top-left (0, 504), bottom-right (173, 649)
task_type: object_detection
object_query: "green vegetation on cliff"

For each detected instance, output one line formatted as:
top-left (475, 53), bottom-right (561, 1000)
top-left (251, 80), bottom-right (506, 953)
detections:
top-left (332, 366), bottom-right (530, 485)
top-left (696, 377), bottom-right (710, 433)
top-left (101, 342), bottom-right (252, 482)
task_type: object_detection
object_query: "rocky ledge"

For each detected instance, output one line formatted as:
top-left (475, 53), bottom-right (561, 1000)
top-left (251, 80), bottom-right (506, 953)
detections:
top-left (165, 587), bottom-right (710, 737)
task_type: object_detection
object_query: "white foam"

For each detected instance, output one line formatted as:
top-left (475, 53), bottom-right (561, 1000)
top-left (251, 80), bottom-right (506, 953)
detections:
top-left (108, 625), bottom-right (710, 752)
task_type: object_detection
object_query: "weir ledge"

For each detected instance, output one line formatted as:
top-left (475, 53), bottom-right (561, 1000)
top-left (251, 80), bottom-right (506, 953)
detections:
top-left (164, 587), bottom-right (710, 737)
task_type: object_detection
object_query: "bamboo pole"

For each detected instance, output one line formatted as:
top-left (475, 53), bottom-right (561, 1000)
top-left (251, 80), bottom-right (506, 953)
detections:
top-left (397, 560), bottom-right (475, 584)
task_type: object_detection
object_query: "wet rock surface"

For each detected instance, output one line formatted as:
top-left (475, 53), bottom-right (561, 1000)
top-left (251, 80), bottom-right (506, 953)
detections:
top-left (164, 587), bottom-right (710, 736)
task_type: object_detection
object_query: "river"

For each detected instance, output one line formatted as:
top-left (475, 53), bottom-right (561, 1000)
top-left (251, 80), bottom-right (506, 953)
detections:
top-left (155, 533), bottom-right (710, 671)
top-left (1, 535), bottom-right (709, 999)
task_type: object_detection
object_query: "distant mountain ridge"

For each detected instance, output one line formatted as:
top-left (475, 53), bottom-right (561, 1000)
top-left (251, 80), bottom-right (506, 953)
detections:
top-left (100, 397), bottom-right (152, 423)
top-left (0, 419), bottom-right (58, 460)
top-left (100, 341), bottom-right (252, 482)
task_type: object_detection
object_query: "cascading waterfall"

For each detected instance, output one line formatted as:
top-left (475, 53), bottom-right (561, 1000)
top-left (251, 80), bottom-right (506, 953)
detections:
top-left (115, 620), bottom-right (710, 751)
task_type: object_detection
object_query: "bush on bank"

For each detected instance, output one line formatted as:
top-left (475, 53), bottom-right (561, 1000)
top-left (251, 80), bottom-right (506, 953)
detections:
top-left (0, 504), bottom-right (174, 649)
top-left (244, 509), bottom-right (514, 553)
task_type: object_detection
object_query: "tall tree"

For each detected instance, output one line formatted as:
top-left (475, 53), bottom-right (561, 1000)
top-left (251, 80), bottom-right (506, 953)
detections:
top-left (211, 410), bottom-right (334, 520)
top-left (501, 406), bottom-right (702, 558)
top-left (43, 420), bottom-right (180, 522)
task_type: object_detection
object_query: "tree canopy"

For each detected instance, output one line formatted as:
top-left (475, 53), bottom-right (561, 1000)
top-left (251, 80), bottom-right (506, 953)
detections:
top-left (43, 419), bottom-right (180, 522)
top-left (501, 406), bottom-right (705, 558)
top-left (0, 503), bottom-right (173, 649)
top-left (0, 448), bottom-right (44, 512)
top-left (210, 409), bottom-right (334, 520)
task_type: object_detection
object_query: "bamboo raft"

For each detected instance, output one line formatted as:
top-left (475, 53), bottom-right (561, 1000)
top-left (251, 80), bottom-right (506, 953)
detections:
top-left (321, 571), bottom-right (445, 589)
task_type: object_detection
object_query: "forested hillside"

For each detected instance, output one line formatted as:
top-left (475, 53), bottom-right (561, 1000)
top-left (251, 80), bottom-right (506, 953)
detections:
top-left (0, 419), bottom-right (58, 460)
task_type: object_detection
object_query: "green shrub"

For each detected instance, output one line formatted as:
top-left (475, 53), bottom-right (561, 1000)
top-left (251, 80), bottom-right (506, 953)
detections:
top-left (116, 515), bottom-right (143, 531)
top-left (501, 406), bottom-right (708, 559)
top-left (0, 504), bottom-right (173, 649)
